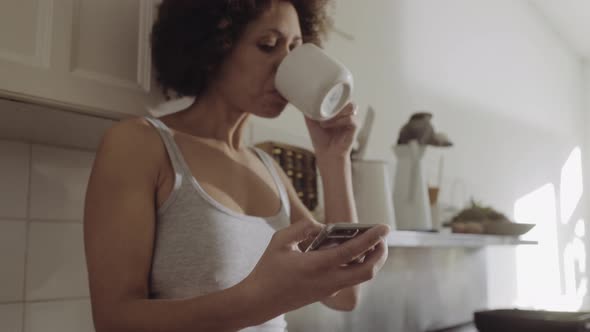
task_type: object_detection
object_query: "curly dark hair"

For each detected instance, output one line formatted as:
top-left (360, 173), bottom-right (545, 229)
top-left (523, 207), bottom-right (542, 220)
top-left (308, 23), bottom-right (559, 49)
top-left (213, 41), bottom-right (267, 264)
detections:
top-left (151, 0), bottom-right (333, 99)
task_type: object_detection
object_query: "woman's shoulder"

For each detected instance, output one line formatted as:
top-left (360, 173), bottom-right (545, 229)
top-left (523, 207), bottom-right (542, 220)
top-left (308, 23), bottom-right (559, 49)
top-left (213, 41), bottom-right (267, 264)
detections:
top-left (103, 117), bottom-right (162, 147)
top-left (97, 117), bottom-right (167, 171)
top-left (105, 116), bottom-right (157, 138)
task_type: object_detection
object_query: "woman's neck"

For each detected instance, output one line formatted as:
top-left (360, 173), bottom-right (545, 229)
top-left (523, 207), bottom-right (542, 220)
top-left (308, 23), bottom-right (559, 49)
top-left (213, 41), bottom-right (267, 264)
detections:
top-left (164, 91), bottom-right (250, 153)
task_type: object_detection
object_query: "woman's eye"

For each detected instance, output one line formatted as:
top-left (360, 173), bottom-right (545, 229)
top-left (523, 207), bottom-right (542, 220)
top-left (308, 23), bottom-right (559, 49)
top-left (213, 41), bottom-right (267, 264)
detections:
top-left (258, 43), bottom-right (276, 53)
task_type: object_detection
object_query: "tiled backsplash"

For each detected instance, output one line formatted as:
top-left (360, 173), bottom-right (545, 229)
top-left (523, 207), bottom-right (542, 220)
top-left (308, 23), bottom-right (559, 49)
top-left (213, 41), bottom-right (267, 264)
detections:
top-left (0, 141), bottom-right (29, 219)
top-left (0, 140), bottom-right (96, 332)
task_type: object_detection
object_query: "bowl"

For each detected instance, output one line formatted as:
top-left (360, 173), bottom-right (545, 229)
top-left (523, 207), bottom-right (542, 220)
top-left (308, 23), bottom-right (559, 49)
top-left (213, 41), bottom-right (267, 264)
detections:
top-left (483, 222), bottom-right (535, 236)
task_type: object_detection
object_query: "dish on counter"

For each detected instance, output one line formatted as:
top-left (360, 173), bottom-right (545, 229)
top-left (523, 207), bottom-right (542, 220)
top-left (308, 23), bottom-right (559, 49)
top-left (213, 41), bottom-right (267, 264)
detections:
top-left (443, 199), bottom-right (535, 236)
top-left (449, 221), bottom-right (535, 236)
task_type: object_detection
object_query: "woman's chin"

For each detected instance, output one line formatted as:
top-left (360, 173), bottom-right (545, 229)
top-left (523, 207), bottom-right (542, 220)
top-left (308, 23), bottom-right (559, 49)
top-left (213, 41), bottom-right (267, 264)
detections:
top-left (255, 103), bottom-right (288, 118)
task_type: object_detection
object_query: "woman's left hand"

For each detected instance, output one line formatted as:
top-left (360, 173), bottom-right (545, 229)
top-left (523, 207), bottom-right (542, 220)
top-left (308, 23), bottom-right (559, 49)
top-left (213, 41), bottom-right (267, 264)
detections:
top-left (305, 102), bottom-right (359, 160)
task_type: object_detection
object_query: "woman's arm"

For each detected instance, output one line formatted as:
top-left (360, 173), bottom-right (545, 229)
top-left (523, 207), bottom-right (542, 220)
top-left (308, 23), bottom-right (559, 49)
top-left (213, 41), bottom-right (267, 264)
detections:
top-left (302, 102), bottom-right (373, 311)
top-left (272, 154), bottom-right (360, 311)
top-left (317, 156), bottom-right (358, 225)
top-left (315, 156), bottom-right (360, 310)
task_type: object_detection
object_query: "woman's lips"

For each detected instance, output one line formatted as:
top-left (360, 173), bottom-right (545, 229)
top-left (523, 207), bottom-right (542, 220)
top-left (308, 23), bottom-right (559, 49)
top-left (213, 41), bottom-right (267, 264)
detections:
top-left (270, 90), bottom-right (288, 103)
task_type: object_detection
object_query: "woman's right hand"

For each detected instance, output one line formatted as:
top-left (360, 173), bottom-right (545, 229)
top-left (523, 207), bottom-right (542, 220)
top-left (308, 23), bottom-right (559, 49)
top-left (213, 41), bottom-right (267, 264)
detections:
top-left (242, 220), bottom-right (390, 316)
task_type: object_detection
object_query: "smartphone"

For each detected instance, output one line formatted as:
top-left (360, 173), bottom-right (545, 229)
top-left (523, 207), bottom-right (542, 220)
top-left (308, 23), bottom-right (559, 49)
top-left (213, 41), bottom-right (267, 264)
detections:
top-left (304, 223), bottom-right (380, 252)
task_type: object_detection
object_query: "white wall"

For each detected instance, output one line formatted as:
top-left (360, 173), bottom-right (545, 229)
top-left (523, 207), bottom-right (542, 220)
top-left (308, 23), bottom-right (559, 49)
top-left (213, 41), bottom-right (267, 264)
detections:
top-left (586, 62), bottom-right (590, 221)
top-left (585, 62), bottom-right (590, 306)
top-left (253, 0), bottom-right (587, 313)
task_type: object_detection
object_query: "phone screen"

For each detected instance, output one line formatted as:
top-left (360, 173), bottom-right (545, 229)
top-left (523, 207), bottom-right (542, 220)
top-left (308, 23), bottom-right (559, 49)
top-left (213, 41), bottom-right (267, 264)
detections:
top-left (304, 224), bottom-right (377, 252)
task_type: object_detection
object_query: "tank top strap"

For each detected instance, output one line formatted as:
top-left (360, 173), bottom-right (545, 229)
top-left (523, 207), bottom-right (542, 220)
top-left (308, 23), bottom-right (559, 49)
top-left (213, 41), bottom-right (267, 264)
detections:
top-left (144, 116), bottom-right (192, 178)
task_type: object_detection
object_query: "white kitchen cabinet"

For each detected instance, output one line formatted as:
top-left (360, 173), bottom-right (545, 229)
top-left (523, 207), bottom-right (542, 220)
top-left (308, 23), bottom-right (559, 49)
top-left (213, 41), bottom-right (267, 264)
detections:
top-left (0, 0), bottom-right (164, 119)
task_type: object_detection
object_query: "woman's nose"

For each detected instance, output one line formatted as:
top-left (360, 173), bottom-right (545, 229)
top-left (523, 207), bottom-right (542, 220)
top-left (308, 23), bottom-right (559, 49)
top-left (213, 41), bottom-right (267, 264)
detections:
top-left (273, 46), bottom-right (292, 72)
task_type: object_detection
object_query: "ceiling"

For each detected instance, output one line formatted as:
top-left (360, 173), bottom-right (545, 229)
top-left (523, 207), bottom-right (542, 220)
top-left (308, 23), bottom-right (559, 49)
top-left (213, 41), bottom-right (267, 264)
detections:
top-left (529, 0), bottom-right (590, 60)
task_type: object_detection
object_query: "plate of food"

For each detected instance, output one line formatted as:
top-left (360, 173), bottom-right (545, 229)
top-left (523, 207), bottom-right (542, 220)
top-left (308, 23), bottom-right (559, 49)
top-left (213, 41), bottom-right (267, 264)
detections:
top-left (444, 200), bottom-right (535, 236)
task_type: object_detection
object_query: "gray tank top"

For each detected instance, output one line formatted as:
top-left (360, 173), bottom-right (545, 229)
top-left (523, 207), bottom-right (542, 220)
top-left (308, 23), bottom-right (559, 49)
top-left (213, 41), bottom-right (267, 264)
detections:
top-left (144, 117), bottom-right (291, 332)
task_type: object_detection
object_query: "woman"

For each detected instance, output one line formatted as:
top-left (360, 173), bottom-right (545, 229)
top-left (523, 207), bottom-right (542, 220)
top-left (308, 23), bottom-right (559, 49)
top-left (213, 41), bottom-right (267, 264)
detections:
top-left (83, 1), bottom-right (390, 331)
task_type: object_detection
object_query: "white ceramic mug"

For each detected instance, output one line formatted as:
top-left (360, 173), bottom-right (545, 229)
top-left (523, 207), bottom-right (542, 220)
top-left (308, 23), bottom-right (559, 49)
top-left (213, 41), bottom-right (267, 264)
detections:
top-left (275, 43), bottom-right (353, 121)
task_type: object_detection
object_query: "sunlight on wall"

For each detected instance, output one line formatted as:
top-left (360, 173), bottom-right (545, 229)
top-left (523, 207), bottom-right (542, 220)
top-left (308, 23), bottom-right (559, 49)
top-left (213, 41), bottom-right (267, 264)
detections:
top-left (514, 147), bottom-right (586, 311)
top-left (560, 147), bottom-right (586, 310)
top-left (514, 184), bottom-right (561, 309)
top-left (560, 147), bottom-right (583, 224)
top-left (563, 219), bottom-right (586, 309)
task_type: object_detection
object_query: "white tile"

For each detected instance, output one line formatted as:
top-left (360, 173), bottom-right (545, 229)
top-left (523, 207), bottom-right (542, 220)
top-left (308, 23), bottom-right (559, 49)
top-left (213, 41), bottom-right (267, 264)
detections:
top-left (0, 303), bottom-right (24, 332)
top-left (0, 221), bottom-right (27, 302)
top-left (26, 222), bottom-right (89, 300)
top-left (25, 299), bottom-right (94, 332)
top-left (29, 145), bottom-right (95, 221)
top-left (0, 141), bottom-right (30, 219)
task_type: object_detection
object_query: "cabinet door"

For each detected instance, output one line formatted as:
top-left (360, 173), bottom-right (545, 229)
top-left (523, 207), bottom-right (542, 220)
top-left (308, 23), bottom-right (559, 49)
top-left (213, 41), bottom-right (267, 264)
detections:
top-left (0, 0), bottom-right (164, 119)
